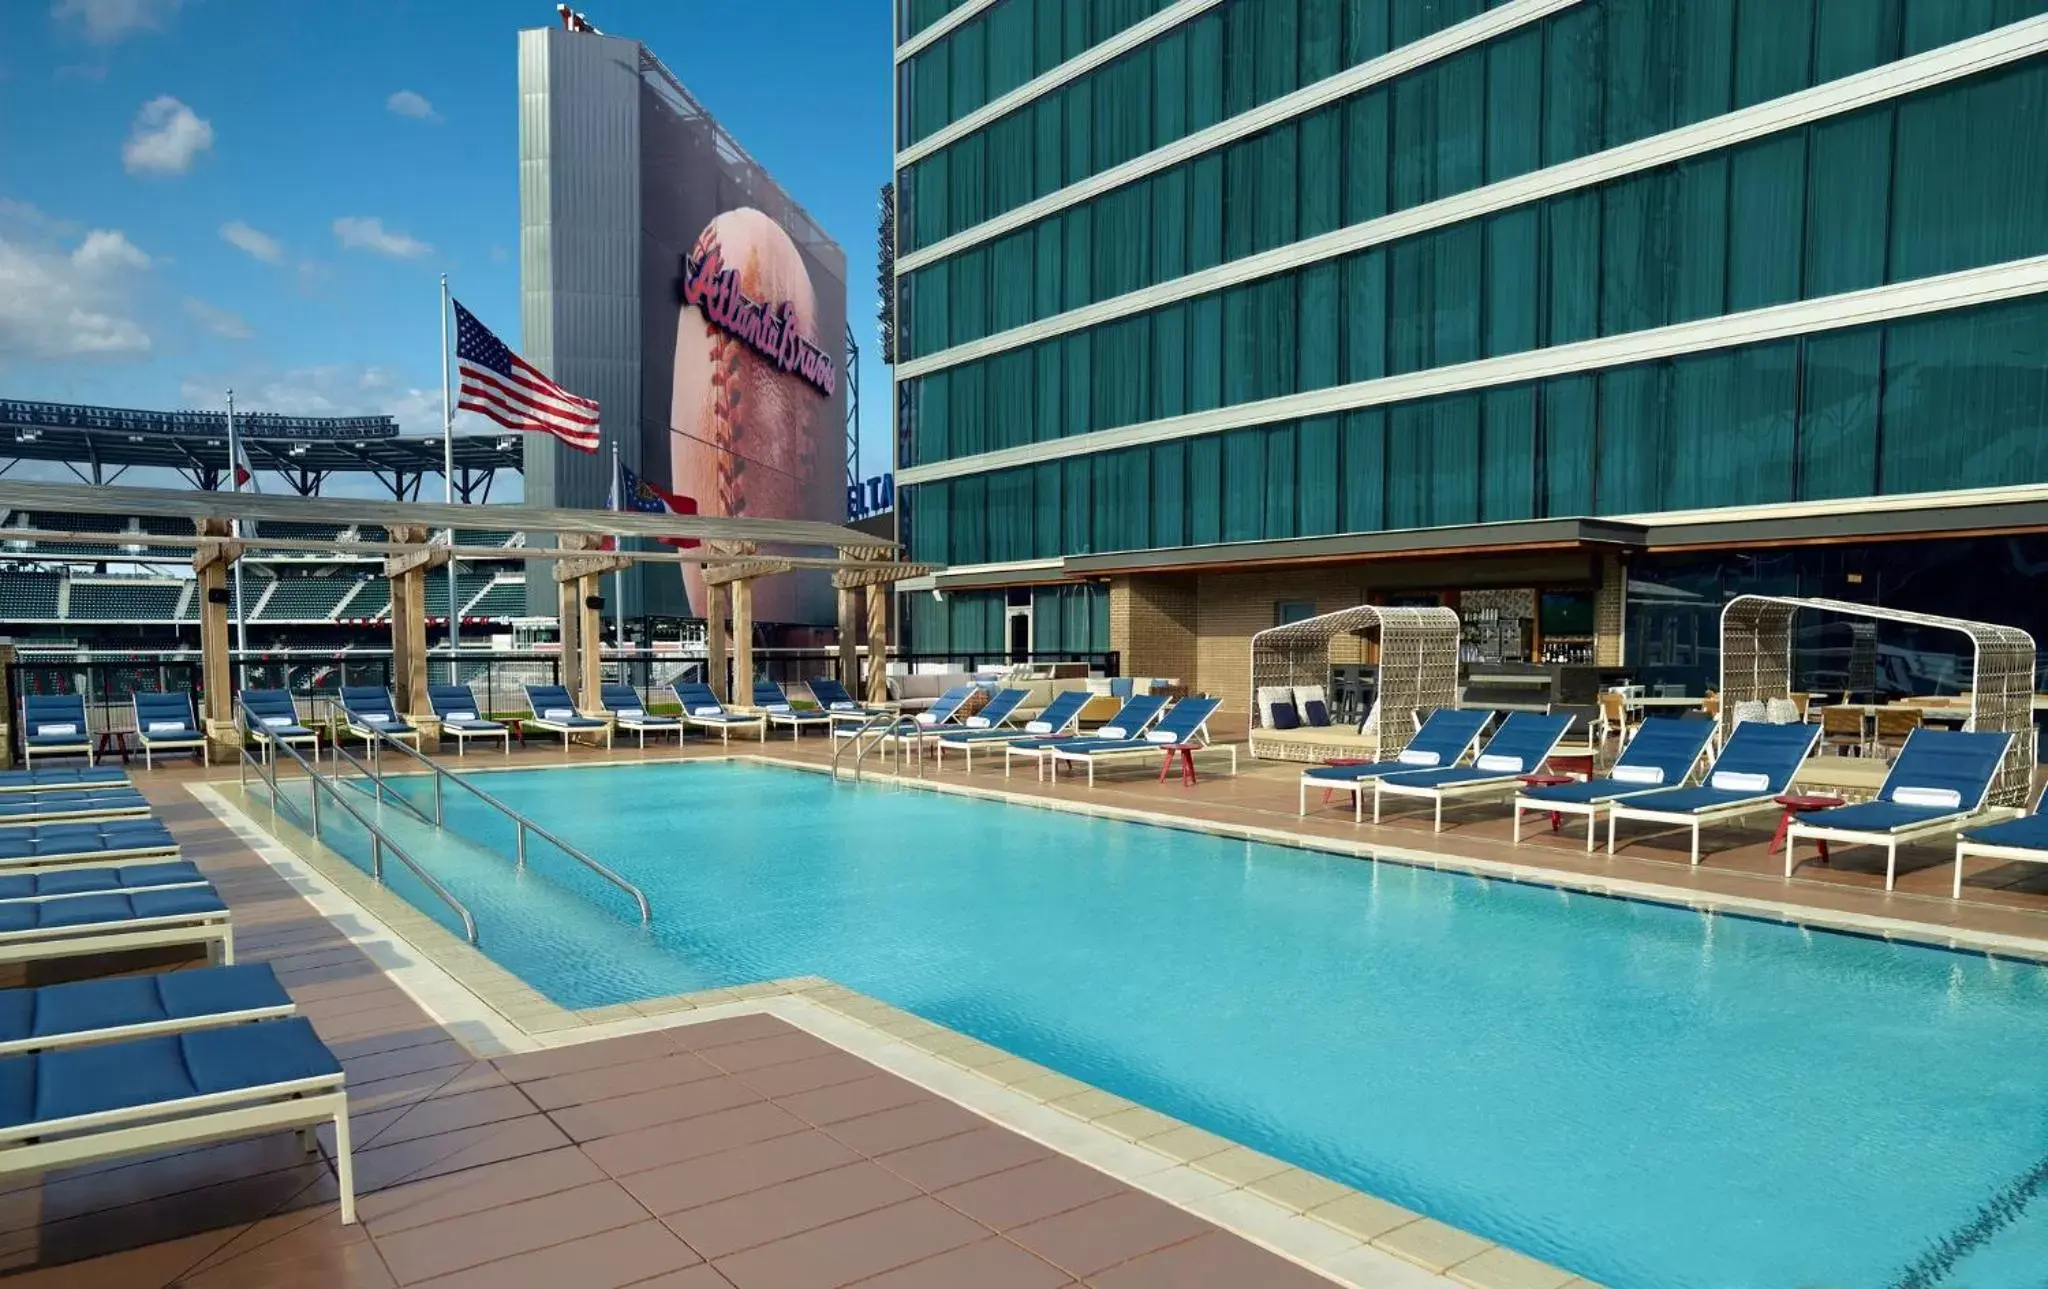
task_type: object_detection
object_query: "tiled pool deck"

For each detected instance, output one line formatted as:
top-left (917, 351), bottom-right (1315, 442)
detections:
top-left (12, 733), bottom-right (2048, 1287)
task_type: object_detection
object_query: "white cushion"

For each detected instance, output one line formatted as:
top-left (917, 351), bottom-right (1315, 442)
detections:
top-left (145, 720), bottom-right (186, 734)
top-left (763, 703), bottom-right (790, 713)
top-left (829, 700), bottom-right (858, 711)
top-left (1765, 698), bottom-right (1802, 724)
top-left (1710, 770), bottom-right (1770, 792)
top-left (1396, 749), bottom-right (1440, 767)
top-left (1086, 678), bottom-right (1113, 695)
top-left (1254, 686), bottom-right (1293, 726)
top-left (542, 707), bottom-right (573, 720)
top-left (618, 708), bottom-right (646, 719)
top-left (1293, 684), bottom-right (1327, 707)
top-left (1731, 700), bottom-right (1770, 726)
top-left (359, 713), bottom-right (390, 724)
top-left (1145, 730), bottom-right (1177, 744)
top-left (965, 716), bottom-right (991, 728)
top-left (1893, 786), bottom-right (1962, 810)
top-left (1098, 725), bottom-right (1128, 739)
top-left (1476, 753), bottom-right (1524, 773)
top-left (1610, 764), bottom-right (1665, 785)
top-left (691, 706), bottom-right (723, 717)
top-left (915, 712), bottom-right (940, 726)
top-left (447, 710), bottom-right (477, 722)
top-left (38, 723), bottom-right (77, 737)
top-left (1025, 720), bottom-right (1052, 734)
top-left (260, 715), bottom-right (293, 729)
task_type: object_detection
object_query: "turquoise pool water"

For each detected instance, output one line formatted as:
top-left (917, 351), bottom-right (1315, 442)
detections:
top-left (292, 760), bottom-right (2048, 1289)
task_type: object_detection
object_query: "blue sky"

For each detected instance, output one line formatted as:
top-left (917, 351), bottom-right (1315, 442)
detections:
top-left (0, 0), bottom-right (894, 491)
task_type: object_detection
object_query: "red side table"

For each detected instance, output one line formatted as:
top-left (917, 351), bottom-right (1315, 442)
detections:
top-left (1157, 744), bottom-right (1201, 787)
top-left (1520, 773), bottom-right (1574, 832)
top-left (1321, 757), bottom-right (1374, 803)
top-left (1770, 793), bottom-right (1845, 859)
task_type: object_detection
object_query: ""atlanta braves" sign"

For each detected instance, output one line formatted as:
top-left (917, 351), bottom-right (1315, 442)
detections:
top-left (677, 249), bottom-right (837, 398)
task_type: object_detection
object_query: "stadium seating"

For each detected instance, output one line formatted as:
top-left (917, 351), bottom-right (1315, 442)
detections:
top-left (451, 529), bottom-right (516, 548)
top-left (255, 577), bottom-right (356, 621)
top-left (342, 579), bottom-right (392, 619)
top-left (462, 579), bottom-right (527, 620)
top-left (254, 522), bottom-right (348, 544)
top-left (0, 574), bottom-right (61, 619)
top-left (68, 581), bottom-right (183, 621)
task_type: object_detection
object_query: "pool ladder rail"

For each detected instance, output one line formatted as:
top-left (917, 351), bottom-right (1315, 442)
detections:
top-left (832, 709), bottom-right (928, 782)
top-left (352, 730), bottom-right (652, 924)
top-left (237, 734), bottom-right (480, 944)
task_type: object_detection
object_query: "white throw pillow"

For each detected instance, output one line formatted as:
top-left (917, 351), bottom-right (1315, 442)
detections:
top-left (1098, 725), bottom-right (1128, 739)
top-left (39, 723), bottom-right (77, 737)
top-left (916, 712), bottom-right (940, 726)
top-left (360, 713), bottom-right (390, 724)
top-left (691, 706), bottom-right (723, 717)
top-left (965, 716), bottom-right (991, 728)
top-left (1893, 786), bottom-right (1962, 809)
top-left (1765, 698), bottom-right (1802, 724)
top-left (260, 716), bottom-right (293, 729)
top-left (542, 707), bottom-right (573, 720)
top-left (763, 703), bottom-right (790, 713)
top-left (1025, 720), bottom-right (1052, 734)
top-left (1145, 730), bottom-right (1177, 744)
top-left (1710, 770), bottom-right (1770, 792)
top-left (829, 700), bottom-right (858, 711)
top-left (1611, 764), bottom-right (1664, 785)
top-left (1396, 749), bottom-right (1440, 766)
top-left (145, 720), bottom-right (185, 734)
top-left (1476, 753), bottom-right (1524, 773)
top-left (447, 710), bottom-right (477, 722)
top-left (619, 707), bottom-right (646, 719)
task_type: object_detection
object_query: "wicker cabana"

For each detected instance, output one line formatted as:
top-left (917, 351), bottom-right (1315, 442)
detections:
top-left (1719, 594), bottom-right (2037, 806)
top-left (1248, 605), bottom-right (1461, 763)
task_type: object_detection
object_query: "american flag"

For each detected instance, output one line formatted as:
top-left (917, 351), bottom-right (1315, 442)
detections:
top-left (453, 299), bottom-right (600, 452)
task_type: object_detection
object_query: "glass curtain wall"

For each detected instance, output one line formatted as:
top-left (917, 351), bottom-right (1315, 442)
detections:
top-left (902, 585), bottom-right (1109, 655)
top-left (902, 0), bottom-right (2048, 361)
top-left (901, 53), bottom-right (2048, 468)
top-left (907, 293), bottom-right (2048, 563)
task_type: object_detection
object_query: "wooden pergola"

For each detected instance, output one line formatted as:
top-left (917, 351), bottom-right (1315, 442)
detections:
top-left (0, 481), bottom-right (935, 750)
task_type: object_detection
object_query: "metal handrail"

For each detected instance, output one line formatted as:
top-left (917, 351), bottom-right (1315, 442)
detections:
top-left (237, 733), bottom-right (479, 944)
top-left (329, 735), bottom-right (436, 828)
top-left (361, 729), bottom-right (652, 924)
top-left (835, 709), bottom-right (914, 782)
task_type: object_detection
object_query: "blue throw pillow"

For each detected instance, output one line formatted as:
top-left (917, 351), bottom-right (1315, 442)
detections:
top-left (1269, 701), bottom-right (1301, 730)
top-left (1303, 699), bottom-right (1330, 728)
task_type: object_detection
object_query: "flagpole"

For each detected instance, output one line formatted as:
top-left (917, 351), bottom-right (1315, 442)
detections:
top-left (441, 274), bottom-right (460, 665)
top-left (610, 443), bottom-right (625, 656)
top-left (226, 389), bottom-right (248, 658)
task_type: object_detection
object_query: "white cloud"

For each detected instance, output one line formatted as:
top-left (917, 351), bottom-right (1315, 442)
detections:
top-left (385, 90), bottom-right (438, 121)
top-left (183, 297), bottom-right (251, 340)
top-left (0, 221), bottom-right (152, 359)
top-left (122, 95), bottom-right (212, 175)
top-left (52, 0), bottom-right (181, 44)
top-left (219, 219), bottom-right (283, 264)
top-left (332, 215), bottom-right (431, 260)
top-left (177, 364), bottom-right (485, 436)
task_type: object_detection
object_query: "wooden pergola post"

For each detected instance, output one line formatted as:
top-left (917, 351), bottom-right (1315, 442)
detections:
top-left (384, 525), bottom-right (438, 714)
top-left (703, 542), bottom-right (792, 706)
top-left (865, 585), bottom-right (890, 705)
top-left (193, 517), bottom-right (242, 756)
top-left (704, 583), bottom-right (730, 702)
top-left (830, 545), bottom-right (917, 706)
top-left (553, 534), bottom-right (631, 709)
top-left (731, 576), bottom-right (755, 702)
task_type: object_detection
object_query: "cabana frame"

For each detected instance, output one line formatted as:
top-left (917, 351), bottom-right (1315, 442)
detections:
top-left (1719, 594), bottom-right (2036, 807)
top-left (1249, 605), bottom-right (1461, 763)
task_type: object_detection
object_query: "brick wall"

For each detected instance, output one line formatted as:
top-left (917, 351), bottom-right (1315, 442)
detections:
top-left (1111, 575), bottom-right (1198, 684)
top-left (1595, 553), bottom-right (1626, 666)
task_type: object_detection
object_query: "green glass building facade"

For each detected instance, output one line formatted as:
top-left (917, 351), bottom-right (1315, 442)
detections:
top-left (892, 0), bottom-right (2048, 670)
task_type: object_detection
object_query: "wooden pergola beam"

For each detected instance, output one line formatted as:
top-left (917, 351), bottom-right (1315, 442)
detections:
top-left (554, 554), bottom-right (635, 583)
top-left (384, 546), bottom-right (450, 578)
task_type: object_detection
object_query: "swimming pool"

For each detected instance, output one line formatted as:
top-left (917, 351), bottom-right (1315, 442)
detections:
top-left (292, 759), bottom-right (2048, 1288)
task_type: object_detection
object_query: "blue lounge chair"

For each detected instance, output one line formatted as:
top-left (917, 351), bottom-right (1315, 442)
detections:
top-left (0, 768), bottom-right (129, 795)
top-left (132, 692), bottom-right (208, 769)
top-left (670, 682), bottom-right (767, 745)
top-left (861, 684), bottom-right (976, 743)
top-left (522, 684), bottom-right (612, 749)
top-left (0, 962), bottom-right (293, 1056)
top-left (1002, 693), bottom-right (1168, 780)
top-left (0, 1017), bottom-right (355, 1224)
top-left (0, 880), bottom-right (229, 965)
top-left (1513, 717), bottom-right (1715, 850)
top-left (1954, 785), bottom-right (2048, 898)
top-left (1607, 721), bottom-right (1822, 866)
top-left (426, 684), bottom-right (510, 757)
top-left (0, 789), bottom-right (150, 825)
top-left (1785, 729), bottom-right (2011, 890)
top-left (0, 820), bottom-right (180, 870)
top-left (237, 690), bottom-right (317, 763)
top-left (754, 680), bottom-right (832, 739)
top-left (0, 859), bottom-right (206, 900)
top-left (20, 696), bottom-right (92, 770)
top-left (807, 677), bottom-right (889, 733)
top-left (1048, 696), bottom-right (1234, 786)
top-left (600, 683), bottom-right (682, 748)
top-left (1296, 708), bottom-right (1494, 823)
top-left (337, 686), bottom-right (420, 756)
top-left (935, 690), bottom-right (1090, 772)
top-left (1374, 712), bottom-right (1576, 831)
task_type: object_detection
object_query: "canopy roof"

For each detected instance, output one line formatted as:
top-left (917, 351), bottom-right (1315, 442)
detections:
top-left (1250, 605), bottom-right (1461, 761)
top-left (1719, 594), bottom-right (2036, 806)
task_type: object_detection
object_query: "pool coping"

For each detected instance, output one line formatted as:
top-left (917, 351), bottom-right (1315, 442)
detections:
top-left (189, 778), bottom-right (1599, 1289)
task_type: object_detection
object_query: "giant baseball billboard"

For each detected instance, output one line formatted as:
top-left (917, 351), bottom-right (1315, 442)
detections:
top-left (639, 63), bottom-right (846, 625)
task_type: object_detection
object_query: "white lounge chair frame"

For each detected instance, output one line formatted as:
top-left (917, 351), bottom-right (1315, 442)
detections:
top-left (0, 990), bottom-right (294, 1056)
top-left (1952, 832), bottom-right (2048, 898)
top-left (0, 899), bottom-right (230, 966)
top-left (1606, 794), bottom-right (1785, 867)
